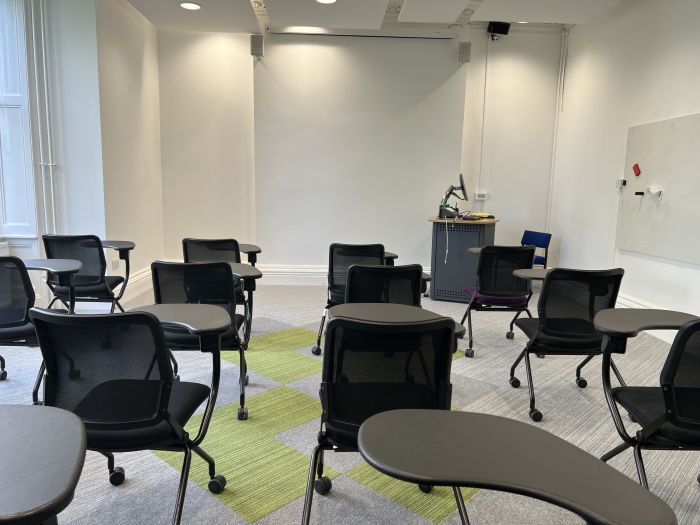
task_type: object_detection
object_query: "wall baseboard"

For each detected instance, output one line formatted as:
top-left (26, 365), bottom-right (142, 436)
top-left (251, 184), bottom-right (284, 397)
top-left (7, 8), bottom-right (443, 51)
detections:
top-left (122, 266), bottom-right (153, 306)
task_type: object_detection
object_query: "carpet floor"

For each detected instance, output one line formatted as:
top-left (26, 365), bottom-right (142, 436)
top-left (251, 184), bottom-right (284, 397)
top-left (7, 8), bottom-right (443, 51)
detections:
top-left (1, 284), bottom-right (698, 524)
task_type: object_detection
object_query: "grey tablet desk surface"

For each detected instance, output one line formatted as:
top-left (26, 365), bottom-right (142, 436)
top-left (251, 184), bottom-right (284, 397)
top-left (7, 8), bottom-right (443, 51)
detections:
top-left (328, 303), bottom-right (445, 325)
top-left (132, 304), bottom-right (231, 338)
top-left (25, 258), bottom-right (82, 313)
top-left (238, 243), bottom-right (261, 266)
top-left (0, 405), bottom-right (86, 525)
top-left (513, 268), bottom-right (551, 281)
top-left (358, 409), bottom-right (677, 525)
top-left (594, 308), bottom-right (699, 339)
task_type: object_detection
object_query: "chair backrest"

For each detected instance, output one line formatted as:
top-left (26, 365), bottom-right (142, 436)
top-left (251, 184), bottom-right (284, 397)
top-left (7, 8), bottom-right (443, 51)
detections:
top-left (182, 238), bottom-right (241, 264)
top-left (151, 261), bottom-right (237, 316)
top-left (345, 264), bottom-right (423, 306)
top-left (521, 230), bottom-right (552, 267)
top-left (660, 319), bottom-right (700, 432)
top-left (538, 268), bottom-right (624, 339)
top-left (328, 243), bottom-right (385, 297)
top-left (477, 245), bottom-right (535, 296)
top-left (320, 315), bottom-right (454, 439)
top-left (521, 230), bottom-right (552, 249)
top-left (0, 256), bottom-right (35, 328)
top-left (42, 234), bottom-right (106, 286)
top-left (29, 308), bottom-right (173, 428)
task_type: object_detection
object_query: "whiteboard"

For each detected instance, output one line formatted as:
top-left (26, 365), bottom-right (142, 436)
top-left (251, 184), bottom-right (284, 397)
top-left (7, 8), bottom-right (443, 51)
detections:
top-left (617, 113), bottom-right (700, 265)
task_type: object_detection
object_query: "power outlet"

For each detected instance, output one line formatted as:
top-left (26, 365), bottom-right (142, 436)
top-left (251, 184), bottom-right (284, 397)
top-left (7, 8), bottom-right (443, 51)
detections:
top-left (474, 192), bottom-right (489, 201)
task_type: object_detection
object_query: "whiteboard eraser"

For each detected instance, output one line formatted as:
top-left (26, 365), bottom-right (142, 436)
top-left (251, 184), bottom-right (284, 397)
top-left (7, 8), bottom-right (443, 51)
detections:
top-left (646, 185), bottom-right (663, 198)
top-left (474, 192), bottom-right (488, 200)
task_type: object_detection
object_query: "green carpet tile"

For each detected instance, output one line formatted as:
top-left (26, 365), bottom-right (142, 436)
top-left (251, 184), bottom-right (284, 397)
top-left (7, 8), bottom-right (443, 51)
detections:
top-left (156, 386), bottom-right (338, 522)
top-left (347, 463), bottom-right (478, 523)
top-left (222, 327), bottom-right (321, 384)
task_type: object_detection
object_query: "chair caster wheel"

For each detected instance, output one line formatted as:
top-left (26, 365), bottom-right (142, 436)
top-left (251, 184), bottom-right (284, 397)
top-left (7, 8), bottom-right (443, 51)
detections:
top-left (237, 407), bottom-right (248, 420)
top-left (0, 370), bottom-right (6, 381)
top-left (509, 377), bottom-right (520, 388)
top-left (506, 332), bottom-right (514, 340)
top-left (68, 369), bottom-right (81, 380)
top-left (245, 374), bottom-right (249, 386)
top-left (311, 346), bottom-right (322, 356)
top-left (529, 409), bottom-right (543, 422)
top-left (314, 476), bottom-right (332, 496)
top-left (464, 348), bottom-right (474, 358)
top-left (696, 473), bottom-right (700, 485)
top-left (576, 377), bottom-right (587, 388)
top-left (418, 484), bottom-right (432, 493)
top-left (109, 467), bottom-right (125, 486)
top-left (208, 475), bottom-right (227, 494)
top-left (536, 354), bottom-right (545, 359)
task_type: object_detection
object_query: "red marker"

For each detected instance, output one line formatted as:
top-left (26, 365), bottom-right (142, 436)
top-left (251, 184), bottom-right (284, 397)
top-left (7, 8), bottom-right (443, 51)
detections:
top-left (632, 163), bottom-right (641, 176)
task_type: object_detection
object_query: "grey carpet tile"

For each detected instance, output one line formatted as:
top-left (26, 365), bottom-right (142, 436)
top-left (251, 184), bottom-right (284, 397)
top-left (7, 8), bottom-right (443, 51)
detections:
top-left (274, 418), bottom-right (366, 474)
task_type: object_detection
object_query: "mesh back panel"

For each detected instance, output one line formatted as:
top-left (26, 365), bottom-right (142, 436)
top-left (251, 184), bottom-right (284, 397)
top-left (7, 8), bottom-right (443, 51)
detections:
top-left (521, 230), bottom-right (552, 249)
top-left (329, 244), bottom-right (385, 296)
top-left (477, 246), bottom-right (534, 296)
top-left (43, 235), bottom-right (105, 286)
top-left (0, 257), bottom-right (34, 327)
top-left (152, 262), bottom-right (235, 314)
top-left (345, 265), bottom-right (422, 306)
top-left (662, 325), bottom-right (700, 429)
top-left (324, 320), bottom-right (452, 430)
top-left (540, 270), bottom-right (622, 338)
top-left (34, 313), bottom-right (171, 422)
top-left (183, 239), bottom-right (241, 264)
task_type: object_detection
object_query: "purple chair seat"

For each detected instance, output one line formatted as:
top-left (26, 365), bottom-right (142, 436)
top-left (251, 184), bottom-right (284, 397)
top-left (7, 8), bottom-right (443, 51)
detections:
top-left (464, 287), bottom-right (529, 306)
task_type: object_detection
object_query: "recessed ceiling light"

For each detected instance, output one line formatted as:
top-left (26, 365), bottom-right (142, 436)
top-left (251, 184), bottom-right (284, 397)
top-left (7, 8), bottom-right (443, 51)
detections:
top-left (179, 2), bottom-right (201, 10)
top-left (316, 0), bottom-right (337, 4)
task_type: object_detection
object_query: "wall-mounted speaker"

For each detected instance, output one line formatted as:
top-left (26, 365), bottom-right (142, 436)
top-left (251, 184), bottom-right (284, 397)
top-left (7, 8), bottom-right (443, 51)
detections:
top-left (458, 42), bottom-right (471, 64)
top-left (250, 34), bottom-right (264, 58)
top-left (487, 21), bottom-right (510, 40)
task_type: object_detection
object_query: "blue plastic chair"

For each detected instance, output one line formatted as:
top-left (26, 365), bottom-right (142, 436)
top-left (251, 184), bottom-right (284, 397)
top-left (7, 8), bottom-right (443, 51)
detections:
top-left (520, 230), bottom-right (552, 268)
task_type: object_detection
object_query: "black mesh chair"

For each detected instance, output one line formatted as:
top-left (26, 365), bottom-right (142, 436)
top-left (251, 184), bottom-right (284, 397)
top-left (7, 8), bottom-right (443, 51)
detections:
top-left (310, 243), bottom-right (385, 356)
top-left (460, 245), bottom-right (535, 358)
top-left (511, 268), bottom-right (625, 421)
top-left (182, 238), bottom-right (241, 264)
top-left (29, 309), bottom-right (225, 525)
top-left (42, 235), bottom-right (126, 313)
top-left (0, 256), bottom-right (37, 380)
top-left (345, 264), bottom-right (423, 306)
top-left (151, 261), bottom-right (249, 420)
top-left (601, 319), bottom-right (700, 489)
top-left (301, 315), bottom-right (456, 524)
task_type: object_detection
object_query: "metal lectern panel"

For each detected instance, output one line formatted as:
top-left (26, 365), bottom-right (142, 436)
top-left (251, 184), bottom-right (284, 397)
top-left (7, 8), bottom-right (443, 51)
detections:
top-left (430, 222), bottom-right (495, 303)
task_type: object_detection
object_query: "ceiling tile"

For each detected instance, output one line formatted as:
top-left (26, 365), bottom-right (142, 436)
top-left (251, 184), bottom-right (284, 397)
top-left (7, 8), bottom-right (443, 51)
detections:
top-left (128, 0), bottom-right (260, 33)
top-left (265, 0), bottom-right (391, 30)
top-left (398, 0), bottom-right (469, 24)
top-left (470, 0), bottom-right (620, 24)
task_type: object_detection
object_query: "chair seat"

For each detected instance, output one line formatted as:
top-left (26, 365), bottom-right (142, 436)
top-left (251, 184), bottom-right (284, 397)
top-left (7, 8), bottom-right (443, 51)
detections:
top-left (77, 379), bottom-right (210, 451)
top-left (463, 287), bottom-right (529, 307)
top-left (0, 321), bottom-right (37, 345)
top-left (533, 255), bottom-right (546, 266)
top-left (164, 313), bottom-right (245, 349)
top-left (53, 275), bottom-right (125, 299)
top-left (514, 318), bottom-right (602, 351)
top-left (612, 386), bottom-right (700, 447)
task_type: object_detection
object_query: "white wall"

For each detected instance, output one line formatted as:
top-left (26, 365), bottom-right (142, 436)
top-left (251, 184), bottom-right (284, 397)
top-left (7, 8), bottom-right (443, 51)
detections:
top-left (44, 0), bottom-right (106, 237)
top-left (158, 30), bottom-right (255, 260)
top-left (462, 27), bottom-right (562, 245)
top-left (96, 0), bottom-right (164, 277)
top-left (551, 0), bottom-right (700, 319)
top-left (254, 34), bottom-right (466, 269)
